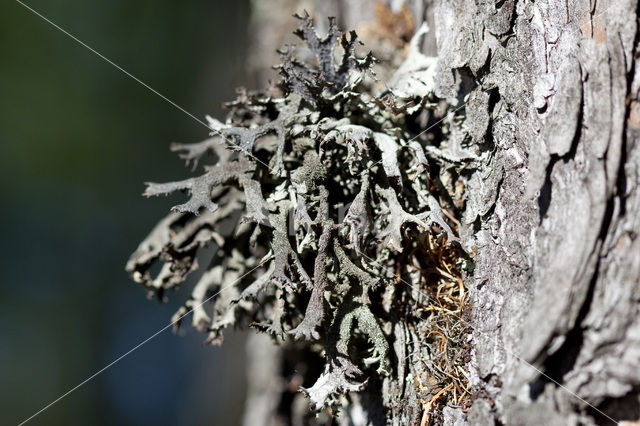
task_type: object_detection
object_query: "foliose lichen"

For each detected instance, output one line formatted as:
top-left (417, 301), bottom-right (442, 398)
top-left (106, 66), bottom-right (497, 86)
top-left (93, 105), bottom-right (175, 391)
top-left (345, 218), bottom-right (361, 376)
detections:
top-left (127, 12), bottom-right (469, 416)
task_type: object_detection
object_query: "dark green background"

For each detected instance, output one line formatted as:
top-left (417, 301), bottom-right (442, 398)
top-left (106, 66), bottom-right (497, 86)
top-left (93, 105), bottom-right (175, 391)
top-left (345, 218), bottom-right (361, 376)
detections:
top-left (0, 1), bottom-right (254, 424)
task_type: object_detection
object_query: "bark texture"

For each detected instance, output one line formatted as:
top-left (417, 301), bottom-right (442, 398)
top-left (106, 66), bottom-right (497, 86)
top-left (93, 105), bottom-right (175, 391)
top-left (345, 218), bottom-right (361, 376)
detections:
top-left (245, 0), bottom-right (640, 424)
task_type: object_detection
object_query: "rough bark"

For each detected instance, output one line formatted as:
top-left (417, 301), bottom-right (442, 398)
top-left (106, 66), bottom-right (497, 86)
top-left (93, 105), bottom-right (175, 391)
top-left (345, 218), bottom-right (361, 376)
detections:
top-left (243, 0), bottom-right (640, 425)
top-left (432, 0), bottom-right (640, 424)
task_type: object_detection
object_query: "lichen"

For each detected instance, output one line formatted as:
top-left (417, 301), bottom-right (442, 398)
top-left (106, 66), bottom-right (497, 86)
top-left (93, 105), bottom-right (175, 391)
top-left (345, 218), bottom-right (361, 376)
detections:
top-left (127, 12), bottom-right (469, 417)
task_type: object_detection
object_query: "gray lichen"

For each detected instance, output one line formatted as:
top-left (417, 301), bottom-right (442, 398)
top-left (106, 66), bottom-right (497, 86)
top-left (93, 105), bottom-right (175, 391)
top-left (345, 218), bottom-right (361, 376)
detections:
top-left (127, 12), bottom-right (468, 417)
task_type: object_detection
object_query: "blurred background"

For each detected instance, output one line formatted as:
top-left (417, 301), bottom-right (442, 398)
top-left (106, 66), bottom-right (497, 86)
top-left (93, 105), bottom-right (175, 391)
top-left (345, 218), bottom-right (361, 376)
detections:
top-left (0, 1), bottom-right (254, 424)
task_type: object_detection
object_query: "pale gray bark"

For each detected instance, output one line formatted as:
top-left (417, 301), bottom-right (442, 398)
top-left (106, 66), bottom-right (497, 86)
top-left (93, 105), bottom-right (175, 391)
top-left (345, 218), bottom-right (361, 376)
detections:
top-left (435, 1), bottom-right (640, 424)
top-left (244, 1), bottom-right (640, 424)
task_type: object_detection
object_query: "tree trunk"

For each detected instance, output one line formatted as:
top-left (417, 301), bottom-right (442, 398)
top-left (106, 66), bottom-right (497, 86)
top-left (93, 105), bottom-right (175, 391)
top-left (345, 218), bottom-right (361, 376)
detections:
top-left (244, 0), bottom-right (640, 424)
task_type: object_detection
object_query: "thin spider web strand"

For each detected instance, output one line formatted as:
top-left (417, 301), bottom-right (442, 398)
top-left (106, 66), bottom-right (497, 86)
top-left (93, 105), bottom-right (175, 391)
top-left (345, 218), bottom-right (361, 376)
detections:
top-left (18, 257), bottom-right (271, 426)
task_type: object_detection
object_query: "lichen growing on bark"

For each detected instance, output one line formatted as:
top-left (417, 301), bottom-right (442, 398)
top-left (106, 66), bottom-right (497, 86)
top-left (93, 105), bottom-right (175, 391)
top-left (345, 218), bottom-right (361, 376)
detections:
top-left (127, 12), bottom-right (471, 420)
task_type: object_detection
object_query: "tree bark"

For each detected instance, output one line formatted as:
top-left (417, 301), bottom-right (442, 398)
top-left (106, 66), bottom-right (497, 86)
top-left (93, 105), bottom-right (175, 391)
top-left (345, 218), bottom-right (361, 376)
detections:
top-left (245, 1), bottom-right (640, 424)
